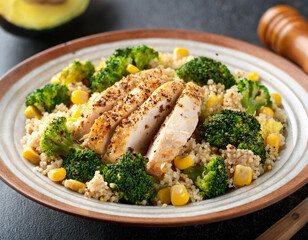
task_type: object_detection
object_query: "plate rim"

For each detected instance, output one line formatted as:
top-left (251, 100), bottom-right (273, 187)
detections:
top-left (0, 29), bottom-right (307, 226)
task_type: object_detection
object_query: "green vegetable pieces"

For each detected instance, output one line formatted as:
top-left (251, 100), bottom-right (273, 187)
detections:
top-left (176, 56), bottom-right (236, 89)
top-left (25, 84), bottom-right (69, 113)
top-left (59, 60), bottom-right (95, 86)
top-left (63, 148), bottom-right (104, 183)
top-left (40, 117), bottom-right (104, 183)
top-left (40, 117), bottom-right (80, 157)
top-left (90, 45), bottom-right (158, 92)
top-left (237, 78), bottom-right (272, 115)
top-left (102, 152), bottom-right (155, 205)
top-left (185, 157), bottom-right (228, 198)
top-left (202, 109), bottom-right (266, 162)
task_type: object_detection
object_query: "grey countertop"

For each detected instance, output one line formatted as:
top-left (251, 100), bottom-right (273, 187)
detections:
top-left (0, 0), bottom-right (307, 239)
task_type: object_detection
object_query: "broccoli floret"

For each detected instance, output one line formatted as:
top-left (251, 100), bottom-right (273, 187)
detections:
top-left (40, 117), bottom-right (103, 181)
top-left (90, 57), bottom-right (131, 92)
top-left (237, 135), bottom-right (267, 162)
top-left (202, 110), bottom-right (261, 148)
top-left (237, 78), bottom-right (272, 115)
top-left (185, 157), bottom-right (228, 198)
top-left (108, 47), bottom-right (132, 60)
top-left (108, 44), bottom-right (158, 70)
top-left (196, 157), bottom-right (228, 198)
top-left (25, 84), bottom-right (69, 113)
top-left (90, 45), bottom-right (158, 92)
top-left (130, 45), bottom-right (159, 69)
top-left (101, 152), bottom-right (155, 205)
top-left (40, 117), bottom-right (80, 157)
top-left (202, 109), bottom-right (266, 162)
top-left (176, 57), bottom-right (236, 89)
top-left (63, 148), bottom-right (104, 183)
top-left (59, 60), bottom-right (95, 86)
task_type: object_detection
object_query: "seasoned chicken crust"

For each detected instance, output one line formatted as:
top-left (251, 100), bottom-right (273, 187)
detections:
top-left (105, 81), bottom-right (185, 163)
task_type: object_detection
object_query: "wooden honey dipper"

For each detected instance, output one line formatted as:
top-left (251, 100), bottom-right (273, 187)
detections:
top-left (258, 5), bottom-right (308, 74)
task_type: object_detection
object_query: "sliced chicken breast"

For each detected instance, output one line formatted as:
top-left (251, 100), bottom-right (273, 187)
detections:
top-left (146, 82), bottom-right (204, 176)
top-left (73, 69), bottom-right (170, 140)
top-left (85, 76), bottom-right (167, 155)
top-left (105, 81), bottom-right (185, 163)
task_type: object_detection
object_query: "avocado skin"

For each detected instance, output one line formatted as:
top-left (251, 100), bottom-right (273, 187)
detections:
top-left (0, 0), bottom-right (91, 38)
top-left (0, 14), bottom-right (85, 37)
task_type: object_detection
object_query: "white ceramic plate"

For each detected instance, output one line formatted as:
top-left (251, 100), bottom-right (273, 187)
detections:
top-left (0, 30), bottom-right (307, 226)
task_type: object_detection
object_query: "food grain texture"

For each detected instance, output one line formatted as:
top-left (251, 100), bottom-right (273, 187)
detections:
top-left (22, 48), bottom-right (287, 206)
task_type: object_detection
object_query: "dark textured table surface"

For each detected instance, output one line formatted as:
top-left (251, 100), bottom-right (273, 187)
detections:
top-left (0, 0), bottom-right (307, 239)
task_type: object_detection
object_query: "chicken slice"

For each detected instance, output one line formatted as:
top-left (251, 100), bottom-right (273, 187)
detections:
top-left (105, 81), bottom-right (185, 163)
top-left (86, 76), bottom-right (168, 155)
top-left (73, 69), bottom-right (171, 140)
top-left (146, 82), bottom-right (204, 176)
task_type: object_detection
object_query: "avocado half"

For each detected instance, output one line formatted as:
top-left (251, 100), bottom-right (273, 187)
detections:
top-left (0, 0), bottom-right (90, 36)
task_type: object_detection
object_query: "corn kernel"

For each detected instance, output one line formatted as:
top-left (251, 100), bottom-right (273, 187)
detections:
top-left (24, 106), bottom-right (42, 119)
top-left (50, 73), bottom-right (61, 84)
top-left (181, 173), bottom-right (187, 180)
top-left (174, 155), bottom-right (194, 170)
top-left (257, 107), bottom-right (274, 118)
top-left (72, 107), bottom-right (82, 118)
top-left (64, 179), bottom-right (86, 192)
top-left (271, 93), bottom-right (282, 107)
top-left (173, 47), bottom-right (189, 60)
top-left (233, 165), bottom-right (252, 187)
top-left (48, 168), bottom-right (66, 182)
top-left (157, 187), bottom-right (171, 204)
top-left (67, 117), bottom-right (77, 122)
top-left (247, 72), bottom-right (260, 81)
top-left (71, 90), bottom-right (89, 105)
top-left (267, 165), bottom-right (272, 171)
top-left (126, 64), bottom-right (140, 74)
top-left (171, 185), bottom-right (189, 206)
top-left (23, 147), bottom-right (40, 165)
top-left (266, 135), bottom-right (280, 151)
top-left (205, 94), bottom-right (222, 108)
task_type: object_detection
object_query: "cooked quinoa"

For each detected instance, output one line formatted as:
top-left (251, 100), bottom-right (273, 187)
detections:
top-left (84, 171), bottom-right (120, 202)
top-left (22, 48), bottom-right (287, 207)
top-left (67, 82), bottom-right (91, 94)
top-left (23, 104), bottom-right (71, 175)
